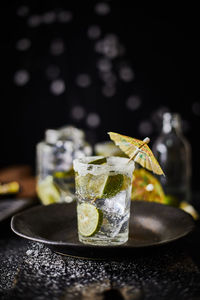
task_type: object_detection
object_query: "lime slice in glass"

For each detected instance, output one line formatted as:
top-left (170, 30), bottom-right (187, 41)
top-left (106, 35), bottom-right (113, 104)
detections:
top-left (88, 157), bottom-right (107, 165)
top-left (88, 174), bottom-right (124, 198)
top-left (101, 174), bottom-right (124, 198)
top-left (76, 173), bottom-right (124, 199)
top-left (37, 176), bottom-right (60, 205)
top-left (77, 202), bottom-right (103, 236)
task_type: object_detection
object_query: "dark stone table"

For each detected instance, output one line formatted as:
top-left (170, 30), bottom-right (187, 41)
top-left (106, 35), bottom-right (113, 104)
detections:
top-left (1, 197), bottom-right (200, 300)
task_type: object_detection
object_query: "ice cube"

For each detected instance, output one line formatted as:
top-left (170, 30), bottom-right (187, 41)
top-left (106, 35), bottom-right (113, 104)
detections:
top-left (104, 190), bottom-right (126, 214)
top-left (109, 212), bottom-right (129, 237)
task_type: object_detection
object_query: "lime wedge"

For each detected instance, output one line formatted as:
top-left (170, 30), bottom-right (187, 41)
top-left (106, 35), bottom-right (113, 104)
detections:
top-left (87, 174), bottom-right (124, 198)
top-left (101, 174), bottom-right (124, 198)
top-left (76, 173), bottom-right (124, 199)
top-left (37, 176), bottom-right (60, 205)
top-left (89, 157), bottom-right (107, 165)
top-left (77, 203), bottom-right (103, 236)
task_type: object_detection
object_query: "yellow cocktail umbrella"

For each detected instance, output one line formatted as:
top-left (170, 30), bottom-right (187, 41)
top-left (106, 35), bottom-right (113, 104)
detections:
top-left (108, 132), bottom-right (164, 175)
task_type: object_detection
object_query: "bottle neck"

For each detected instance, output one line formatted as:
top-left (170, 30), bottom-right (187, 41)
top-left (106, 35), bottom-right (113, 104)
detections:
top-left (162, 113), bottom-right (182, 135)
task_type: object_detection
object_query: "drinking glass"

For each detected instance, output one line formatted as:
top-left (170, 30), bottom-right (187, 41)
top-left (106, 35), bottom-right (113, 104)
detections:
top-left (73, 156), bottom-right (135, 245)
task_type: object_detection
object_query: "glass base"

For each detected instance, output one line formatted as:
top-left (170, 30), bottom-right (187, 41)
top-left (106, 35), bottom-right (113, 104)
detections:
top-left (78, 233), bottom-right (128, 246)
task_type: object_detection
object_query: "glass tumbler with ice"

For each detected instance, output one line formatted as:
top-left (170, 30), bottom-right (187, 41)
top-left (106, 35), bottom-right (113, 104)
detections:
top-left (73, 156), bottom-right (135, 245)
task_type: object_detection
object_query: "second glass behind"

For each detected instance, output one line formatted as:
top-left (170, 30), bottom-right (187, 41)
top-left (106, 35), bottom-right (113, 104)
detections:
top-left (73, 156), bottom-right (135, 246)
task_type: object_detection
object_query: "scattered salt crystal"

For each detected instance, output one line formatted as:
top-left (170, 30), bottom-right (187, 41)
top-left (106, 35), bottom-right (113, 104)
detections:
top-left (26, 250), bottom-right (33, 256)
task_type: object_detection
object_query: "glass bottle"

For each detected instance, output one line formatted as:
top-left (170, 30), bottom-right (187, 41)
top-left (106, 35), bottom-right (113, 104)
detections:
top-left (36, 126), bottom-right (92, 205)
top-left (152, 113), bottom-right (191, 205)
top-left (36, 129), bottom-right (59, 182)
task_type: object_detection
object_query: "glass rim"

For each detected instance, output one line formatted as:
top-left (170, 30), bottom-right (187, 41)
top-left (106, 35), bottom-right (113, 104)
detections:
top-left (73, 156), bottom-right (135, 177)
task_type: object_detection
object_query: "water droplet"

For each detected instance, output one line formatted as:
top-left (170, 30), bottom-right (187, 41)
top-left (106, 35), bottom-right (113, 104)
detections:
top-left (76, 74), bottom-right (91, 88)
top-left (16, 38), bottom-right (31, 51)
top-left (50, 79), bottom-right (65, 95)
top-left (14, 70), bottom-right (30, 86)
top-left (86, 113), bottom-right (101, 128)
top-left (126, 95), bottom-right (141, 111)
top-left (71, 106), bottom-right (86, 120)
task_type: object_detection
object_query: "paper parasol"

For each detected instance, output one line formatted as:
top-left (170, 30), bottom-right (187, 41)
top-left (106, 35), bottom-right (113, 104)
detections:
top-left (108, 132), bottom-right (164, 175)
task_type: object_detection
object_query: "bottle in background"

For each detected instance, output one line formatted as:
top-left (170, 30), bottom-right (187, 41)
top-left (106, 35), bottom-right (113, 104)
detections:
top-left (152, 113), bottom-right (191, 206)
top-left (36, 126), bottom-right (92, 205)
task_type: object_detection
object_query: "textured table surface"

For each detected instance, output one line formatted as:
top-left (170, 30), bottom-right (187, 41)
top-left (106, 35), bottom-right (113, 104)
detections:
top-left (0, 201), bottom-right (200, 300)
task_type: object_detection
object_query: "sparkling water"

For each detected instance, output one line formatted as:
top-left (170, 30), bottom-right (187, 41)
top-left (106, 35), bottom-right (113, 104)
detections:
top-left (74, 156), bottom-right (135, 245)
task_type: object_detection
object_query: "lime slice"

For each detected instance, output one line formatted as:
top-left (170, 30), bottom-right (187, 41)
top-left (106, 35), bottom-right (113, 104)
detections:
top-left (89, 157), bottom-right (107, 165)
top-left (53, 169), bottom-right (74, 178)
top-left (77, 203), bottom-right (103, 236)
top-left (179, 201), bottom-right (199, 220)
top-left (37, 176), bottom-right (60, 205)
top-left (101, 174), bottom-right (124, 198)
top-left (53, 169), bottom-right (75, 192)
top-left (76, 173), bottom-right (124, 199)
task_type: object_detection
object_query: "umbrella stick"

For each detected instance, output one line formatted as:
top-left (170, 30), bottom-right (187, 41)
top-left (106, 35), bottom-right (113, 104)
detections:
top-left (128, 137), bottom-right (150, 162)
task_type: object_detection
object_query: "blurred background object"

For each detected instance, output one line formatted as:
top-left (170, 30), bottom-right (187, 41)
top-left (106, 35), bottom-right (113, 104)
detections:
top-left (0, 165), bottom-right (36, 199)
top-left (131, 168), bottom-right (165, 204)
top-left (94, 141), bottom-right (126, 157)
top-left (36, 125), bottom-right (92, 204)
top-left (1, 1), bottom-right (200, 192)
top-left (153, 113), bottom-right (191, 205)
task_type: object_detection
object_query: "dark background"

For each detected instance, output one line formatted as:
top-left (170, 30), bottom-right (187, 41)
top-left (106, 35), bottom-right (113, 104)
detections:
top-left (1, 1), bottom-right (200, 189)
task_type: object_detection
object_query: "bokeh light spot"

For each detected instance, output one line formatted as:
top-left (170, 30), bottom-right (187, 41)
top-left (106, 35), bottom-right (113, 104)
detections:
top-left (138, 121), bottom-right (153, 136)
top-left (16, 38), bottom-right (31, 51)
top-left (94, 2), bottom-right (110, 16)
top-left (102, 85), bottom-right (116, 98)
top-left (57, 10), bottom-right (73, 23)
top-left (86, 113), bottom-right (101, 128)
top-left (42, 11), bottom-right (56, 24)
top-left (100, 71), bottom-right (116, 85)
top-left (27, 15), bottom-right (41, 28)
top-left (76, 74), bottom-right (91, 88)
top-left (87, 25), bottom-right (101, 39)
top-left (126, 95), bottom-right (141, 111)
top-left (95, 34), bottom-right (121, 59)
top-left (14, 70), bottom-right (30, 86)
top-left (50, 79), bottom-right (66, 95)
top-left (119, 65), bottom-right (135, 82)
top-left (50, 38), bottom-right (65, 56)
top-left (71, 105), bottom-right (86, 121)
top-left (97, 58), bottom-right (112, 72)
